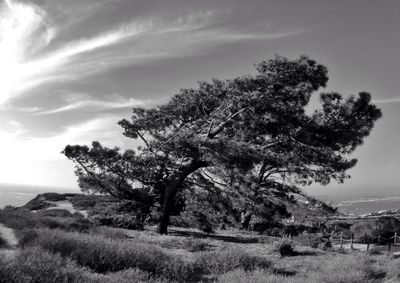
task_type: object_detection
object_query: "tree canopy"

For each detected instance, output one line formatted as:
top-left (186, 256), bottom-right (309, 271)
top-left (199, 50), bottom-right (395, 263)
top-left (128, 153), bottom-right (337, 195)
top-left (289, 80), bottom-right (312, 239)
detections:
top-left (64, 55), bottom-right (382, 234)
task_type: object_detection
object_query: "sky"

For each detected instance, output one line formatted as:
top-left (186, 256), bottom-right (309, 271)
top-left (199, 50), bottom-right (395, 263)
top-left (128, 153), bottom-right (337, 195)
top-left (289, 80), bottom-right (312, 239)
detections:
top-left (0, 0), bottom-right (399, 198)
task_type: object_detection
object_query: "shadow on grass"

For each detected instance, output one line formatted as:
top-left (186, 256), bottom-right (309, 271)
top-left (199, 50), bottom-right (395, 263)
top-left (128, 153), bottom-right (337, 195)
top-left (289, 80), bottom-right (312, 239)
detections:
top-left (0, 235), bottom-right (10, 249)
top-left (167, 228), bottom-right (261, 244)
top-left (295, 250), bottom-right (321, 256)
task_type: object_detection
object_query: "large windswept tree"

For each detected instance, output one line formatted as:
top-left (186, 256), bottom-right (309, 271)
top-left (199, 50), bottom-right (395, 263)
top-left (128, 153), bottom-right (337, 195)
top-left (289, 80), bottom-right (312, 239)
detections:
top-left (64, 55), bottom-right (381, 234)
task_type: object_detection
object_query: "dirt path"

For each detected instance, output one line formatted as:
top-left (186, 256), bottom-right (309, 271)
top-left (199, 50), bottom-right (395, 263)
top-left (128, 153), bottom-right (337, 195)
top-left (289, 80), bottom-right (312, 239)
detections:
top-left (0, 223), bottom-right (18, 251)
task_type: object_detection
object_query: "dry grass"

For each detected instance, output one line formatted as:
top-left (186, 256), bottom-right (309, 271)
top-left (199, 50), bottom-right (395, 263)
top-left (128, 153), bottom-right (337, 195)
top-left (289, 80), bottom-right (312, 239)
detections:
top-left (20, 228), bottom-right (200, 281)
top-left (1, 220), bottom-right (399, 283)
top-left (0, 247), bottom-right (167, 283)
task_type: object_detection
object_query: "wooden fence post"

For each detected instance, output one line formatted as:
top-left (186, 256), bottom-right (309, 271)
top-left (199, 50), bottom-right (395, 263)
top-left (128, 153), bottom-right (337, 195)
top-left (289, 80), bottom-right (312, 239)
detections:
top-left (388, 240), bottom-right (391, 252)
top-left (395, 233), bottom-right (397, 245)
top-left (351, 233), bottom-right (354, 249)
top-left (378, 234), bottom-right (381, 245)
top-left (365, 233), bottom-right (370, 252)
top-left (340, 232), bottom-right (343, 249)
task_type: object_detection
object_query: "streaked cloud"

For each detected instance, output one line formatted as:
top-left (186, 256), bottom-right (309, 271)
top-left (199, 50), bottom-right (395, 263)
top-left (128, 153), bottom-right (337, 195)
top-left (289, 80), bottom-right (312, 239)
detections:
top-left (0, 1), bottom-right (307, 106)
top-left (34, 93), bottom-right (144, 115)
top-left (372, 97), bottom-right (400, 104)
top-left (0, 0), bottom-right (151, 104)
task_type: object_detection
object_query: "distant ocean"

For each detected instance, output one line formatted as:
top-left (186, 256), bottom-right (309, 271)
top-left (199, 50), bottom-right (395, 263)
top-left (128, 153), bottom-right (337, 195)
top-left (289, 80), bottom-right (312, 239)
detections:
top-left (0, 183), bottom-right (78, 208)
top-left (1, 183), bottom-right (400, 215)
top-left (335, 196), bottom-right (400, 215)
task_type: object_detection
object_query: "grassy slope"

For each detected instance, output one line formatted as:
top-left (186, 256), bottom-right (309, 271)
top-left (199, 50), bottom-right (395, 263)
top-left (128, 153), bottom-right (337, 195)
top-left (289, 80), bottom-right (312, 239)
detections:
top-left (0, 200), bottom-right (399, 282)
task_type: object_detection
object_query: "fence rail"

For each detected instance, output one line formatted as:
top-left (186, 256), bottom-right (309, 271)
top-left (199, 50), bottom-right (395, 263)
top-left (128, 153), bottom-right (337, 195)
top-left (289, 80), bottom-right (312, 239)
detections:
top-left (328, 232), bottom-right (400, 251)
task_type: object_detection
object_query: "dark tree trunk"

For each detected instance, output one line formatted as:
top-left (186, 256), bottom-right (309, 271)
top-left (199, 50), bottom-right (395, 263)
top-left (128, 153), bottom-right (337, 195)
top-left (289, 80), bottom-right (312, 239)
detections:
top-left (156, 159), bottom-right (208, 234)
top-left (157, 184), bottom-right (178, 234)
top-left (240, 210), bottom-right (252, 230)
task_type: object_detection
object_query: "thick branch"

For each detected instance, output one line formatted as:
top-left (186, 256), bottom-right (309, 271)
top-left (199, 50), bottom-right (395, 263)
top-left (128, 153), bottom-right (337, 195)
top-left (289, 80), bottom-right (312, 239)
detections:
top-left (208, 107), bottom-right (248, 139)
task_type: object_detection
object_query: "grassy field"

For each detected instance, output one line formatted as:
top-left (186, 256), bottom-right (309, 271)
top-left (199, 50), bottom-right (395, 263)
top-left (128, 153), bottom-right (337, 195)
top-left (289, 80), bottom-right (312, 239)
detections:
top-left (0, 207), bottom-right (400, 282)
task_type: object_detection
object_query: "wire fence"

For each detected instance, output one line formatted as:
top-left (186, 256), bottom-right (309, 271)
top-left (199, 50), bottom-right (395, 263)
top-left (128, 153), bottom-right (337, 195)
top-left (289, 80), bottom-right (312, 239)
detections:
top-left (328, 232), bottom-right (400, 251)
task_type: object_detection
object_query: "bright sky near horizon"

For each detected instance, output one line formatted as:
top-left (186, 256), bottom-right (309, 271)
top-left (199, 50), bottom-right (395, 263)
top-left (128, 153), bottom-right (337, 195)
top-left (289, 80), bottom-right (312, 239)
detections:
top-left (0, 0), bottom-right (399, 197)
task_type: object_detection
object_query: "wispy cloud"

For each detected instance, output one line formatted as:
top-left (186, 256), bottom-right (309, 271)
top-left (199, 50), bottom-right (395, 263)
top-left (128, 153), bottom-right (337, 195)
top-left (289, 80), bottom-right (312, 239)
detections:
top-left (0, 2), bottom-right (307, 106)
top-left (372, 97), bottom-right (400, 104)
top-left (0, 0), bottom-right (151, 104)
top-left (34, 93), bottom-right (144, 115)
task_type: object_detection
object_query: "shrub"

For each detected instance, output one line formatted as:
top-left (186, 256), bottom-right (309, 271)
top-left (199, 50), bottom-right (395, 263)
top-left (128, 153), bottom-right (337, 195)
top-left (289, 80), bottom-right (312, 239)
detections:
top-left (307, 254), bottom-right (386, 282)
top-left (89, 226), bottom-right (129, 240)
top-left (273, 236), bottom-right (297, 256)
top-left (18, 229), bottom-right (39, 248)
top-left (0, 207), bottom-right (39, 230)
top-left (218, 254), bottom-right (386, 283)
top-left (82, 268), bottom-right (167, 283)
top-left (23, 229), bottom-right (199, 281)
top-left (94, 213), bottom-right (144, 230)
top-left (39, 209), bottom-right (73, 218)
top-left (183, 238), bottom-right (211, 252)
top-left (293, 232), bottom-right (332, 250)
top-left (70, 194), bottom-right (98, 210)
top-left (0, 247), bottom-right (86, 283)
top-left (0, 247), bottom-right (168, 283)
top-left (218, 269), bottom-right (292, 283)
top-left (182, 211), bottom-right (216, 234)
top-left (195, 212), bottom-right (215, 233)
top-left (0, 255), bottom-right (18, 283)
top-left (0, 207), bottom-right (92, 232)
top-left (196, 248), bottom-right (272, 274)
top-left (293, 233), bottom-right (320, 248)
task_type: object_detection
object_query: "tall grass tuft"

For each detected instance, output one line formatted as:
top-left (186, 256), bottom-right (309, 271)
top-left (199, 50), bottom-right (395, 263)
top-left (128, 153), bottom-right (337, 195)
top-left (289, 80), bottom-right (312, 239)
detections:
top-left (0, 247), bottom-right (86, 283)
top-left (0, 207), bottom-right (92, 233)
top-left (218, 269), bottom-right (294, 283)
top-left (0, 247), bottom-right (167, 283)
top-left (307, 254), bottom-right (386, 283)
top-left (196, 248), bottom-right (272, 274)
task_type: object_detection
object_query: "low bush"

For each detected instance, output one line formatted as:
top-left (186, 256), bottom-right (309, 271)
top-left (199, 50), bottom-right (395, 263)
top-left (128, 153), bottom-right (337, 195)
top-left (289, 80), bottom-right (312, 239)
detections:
top-left (82, 268), bottom-right (167, 283)
top-left (182, 211), bottom-right (216, 234)
top-left (293, 233), bottom-right (331, 250)
top-left (18, 229), bottom-right (39, 248)
top-left (0, 247), bottom-right (167, 283)
top-left (22, 229), bottom-right (200, 281)
top-left (0, 255), bottom-right (18, 283)
top-left (39, 209), bottom-right (73, 218)
top-left (70, 194), bottom-right (98, 210)
top-left (273, 236), bottom-right (297, 256)
top-left (218, 254), bottom-right (386, 283)
top-left (94, 213), bottom-right (144, 230)
top-left (183, 238), bottom-right (211, 252)
top-left (0, 207), bottom-right (39, 230)
top-left (0, 207), bottom-right (93, 233)
top-left (89, 226), bottom-right (129, 239)
top-left (293, 233), bottom-right (320, 248)
top-left (196, 248), bottom-right (272, 274)
top-left (0, 247), bottom-right (86, 283)
top-left (217, 269), bottom-right (292, 283)
top-left (307, 254), bottom-right (385, 283)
